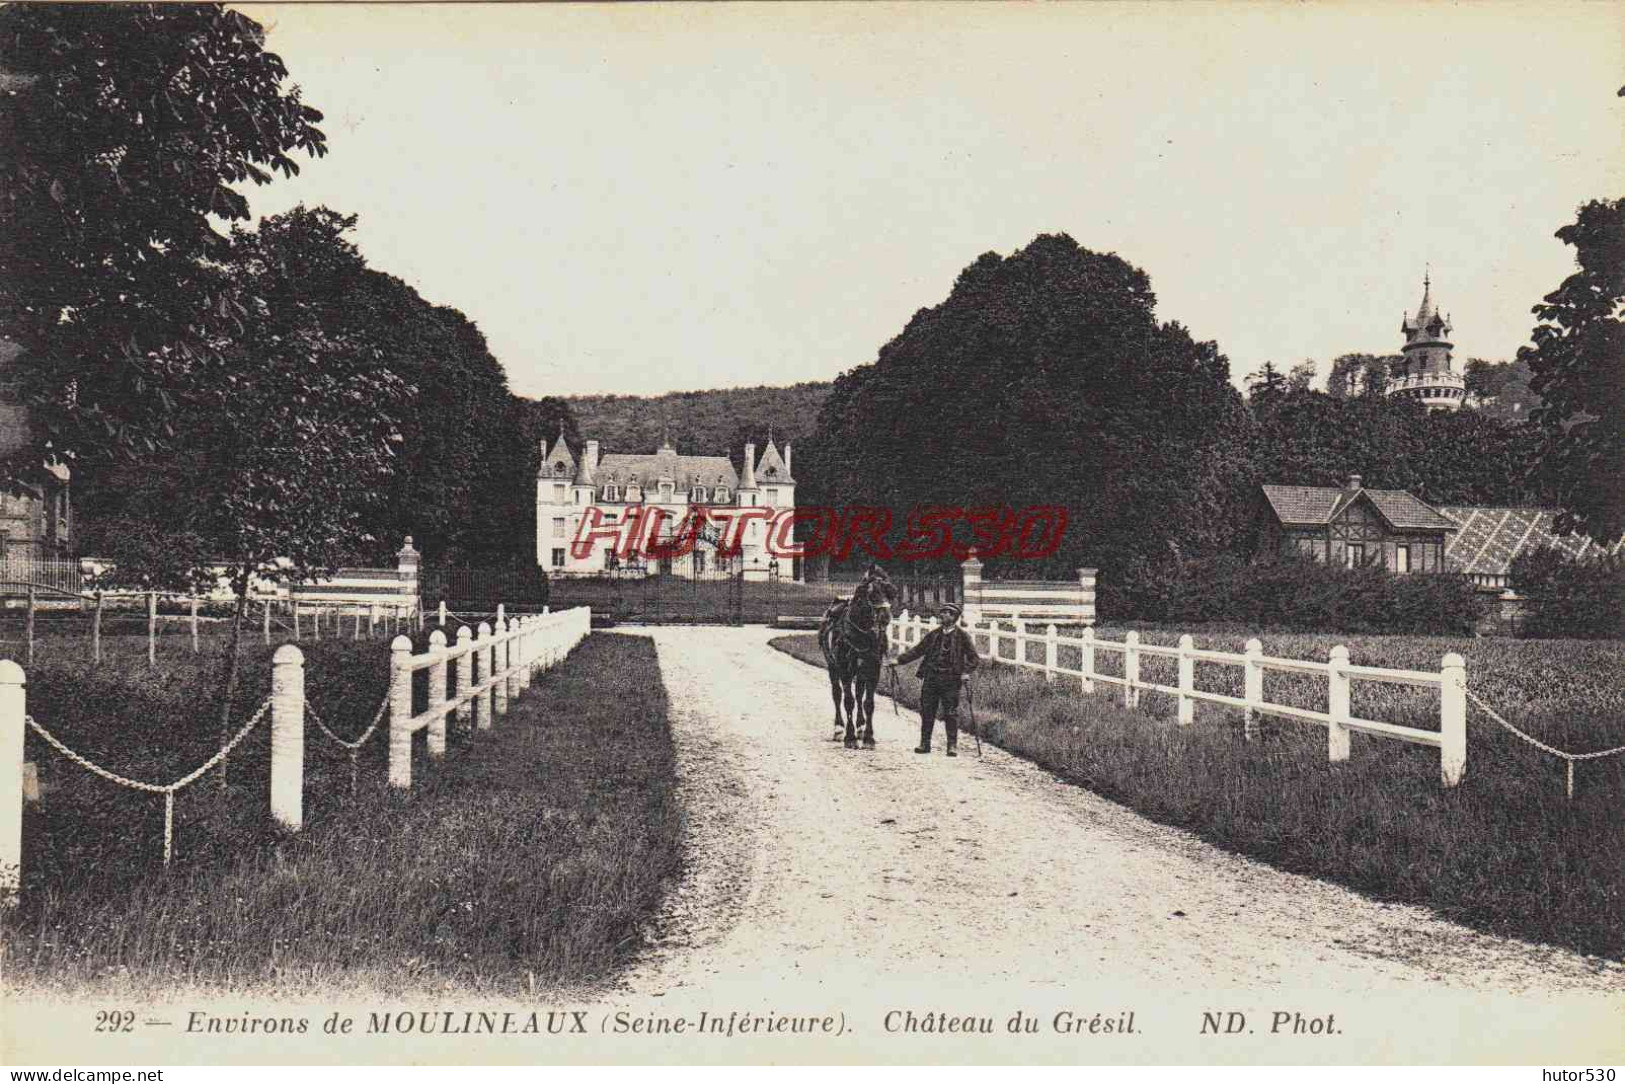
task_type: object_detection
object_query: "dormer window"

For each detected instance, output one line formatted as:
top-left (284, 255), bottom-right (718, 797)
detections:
top-left (692, 486), bottom-right (708, 503)
top-left (602, 484), bottom-right (619, 501)
top-left (554, 462), bottom-right (566, 477)
top-left (715, 487), bottom-right (729, 503)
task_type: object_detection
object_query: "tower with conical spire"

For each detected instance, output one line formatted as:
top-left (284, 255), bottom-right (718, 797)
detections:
top-left (1392, 270), bottom-right (1466, 411)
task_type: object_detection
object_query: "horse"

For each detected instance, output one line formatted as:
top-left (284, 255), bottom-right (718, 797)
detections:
top-left (817, 574), bottom-right (898, 748)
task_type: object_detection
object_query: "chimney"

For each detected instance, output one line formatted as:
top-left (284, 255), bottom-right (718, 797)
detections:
top-left (1346, 473), bottom-right (1363, 491)
top-left (742, 443), bottom-right (757, 489)
top-left (784, 442), bottom-right (792, 476)
top-left (586, 440), bottom-right (600, 472)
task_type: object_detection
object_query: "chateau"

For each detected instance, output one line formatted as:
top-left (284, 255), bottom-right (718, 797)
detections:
top-left (535, 431), bottom-right (799, 580)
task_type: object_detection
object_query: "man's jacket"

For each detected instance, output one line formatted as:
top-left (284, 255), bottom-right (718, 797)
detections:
top-left (895, 625), bottom-right (981, 683)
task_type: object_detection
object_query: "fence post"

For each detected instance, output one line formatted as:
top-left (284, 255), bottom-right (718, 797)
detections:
top-left (147, 591), bottom-right (156, 667)
top-left (507, 618), bottom-right (523, 701)
top-left (353, 609), bottom-right (361, 641)
top-left (520, 617), bottom-right (534, 690)
top-left (25, 585), bottom-right (34, 668)
top-left (1124, 631), bottom-right (1140, 709)
top-left (387, 634), bottom-right (415, 789)
top-left (293, 601), bottom-right (301, 642)
top-left (1177, 634), bottom-right (1195, 725)
top-left (312, 603), bottom-right (321, 642)
top-left (456, 625), bottom-right (473, 728)
top-left (494, 621), bottom-right (510, 719)
top-left (960, 553), bottom-right (983, 624)
top-left (427, 629), bottom-right (448, 760)
top-left (1440, 652), bottom-right (1467, 788)
top-left (188, 596), bottom-right (198, 654)
top-left (1327, 645), bottom-right (1351, 763)
top-left (369, 603), bottom-right (378, 638)
top-left (0, 659), bottom-right (24, 906)
top-left (269, 644), bottom-right (305, 831)
top-left (93, 592), bottom-right (104, 664)
top-left (1081, 626), bottom-right (1095, 694)
top-left (478, 622), bottom-right (495, 729)
top-left (987, 622), bottom-right (999, 665)
top-left (438, 600), bottom-right (447, 628)
top-left (262, 598), bottom-right (271, 646)
top-left (1044, 623), bottom-right (1058, 683)
top-left (1243, 637), bottom-right (1263, 740)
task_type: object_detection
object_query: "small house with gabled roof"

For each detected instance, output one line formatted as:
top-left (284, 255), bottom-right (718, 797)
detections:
top-left (1259, 474), bottom-right (1456, 573)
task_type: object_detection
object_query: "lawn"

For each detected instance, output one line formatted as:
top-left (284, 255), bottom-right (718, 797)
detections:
top-left (772, 628), bottom-right (1625, 961)
top-left (3, 631), bottom-right (679, 996)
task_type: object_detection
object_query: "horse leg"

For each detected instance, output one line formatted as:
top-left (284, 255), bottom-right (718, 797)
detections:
top-left (842, 676), bottom-right (858, 748)
top-left (860, 670), bottom-right (878, 747)
top-left (828, 669), bottom-right (846, 741)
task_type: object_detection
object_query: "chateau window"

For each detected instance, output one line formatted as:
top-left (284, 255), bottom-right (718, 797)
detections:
top-left (602, 484), bottom-right (619, 501)
top-left (605, 550), bottom-right (619, 570)
top-left (692, 486), bottom-right (708, 503)
top-left (553, 484), bottom-right (567, 502)
top-left (554, 463), bottom-right (566, 477)
top-left (551, 548), bottom-right (566, 568)
top-left (765, 488), bottom-right (779, 504)
top-left (694, 551), bottom-right (707, 574)
top-left (715, 487), bottom-right (729, 503)
top-left (660, 482), bottom-right (673, 502)
top-left (552, 517), bottom-right (566, 538)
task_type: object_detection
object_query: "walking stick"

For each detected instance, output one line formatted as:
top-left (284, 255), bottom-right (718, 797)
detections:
top-left (965, 677), bottom-right (982, 757)
top-left (887, 662), bottom-right (901, 718)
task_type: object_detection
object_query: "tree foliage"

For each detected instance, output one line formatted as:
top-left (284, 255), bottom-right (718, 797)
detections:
top-left (807, 233), bottom-right (1252, 587)
top-left (1519, 197), bottom-right (1625, 542)
top-left (0, 3), bottom-right (327, 474)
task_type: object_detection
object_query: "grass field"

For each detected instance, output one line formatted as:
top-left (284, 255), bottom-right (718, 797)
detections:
top-left (772, 628), bottom-right (1625, 961)
top-left (3, 632), bottom-right (679, 996)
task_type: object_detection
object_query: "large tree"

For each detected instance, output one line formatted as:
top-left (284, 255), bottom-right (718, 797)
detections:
top-left (809, 234), bottom-right (1253, 600)
top-left (1519, 197), bottom-right (1625, 542)
top-left (0, 3), bottom-right (327, 475)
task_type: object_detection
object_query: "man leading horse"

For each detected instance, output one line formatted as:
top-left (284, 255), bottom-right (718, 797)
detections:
top-left (890, 601), bottom-right (980, 757)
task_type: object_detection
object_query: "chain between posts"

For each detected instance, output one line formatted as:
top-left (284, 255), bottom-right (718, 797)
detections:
top-left (24, 697), bottom-right (273, 864)
top-left (305, 694), bottom-right (389, 795)
top-left (1465, 686), bottom-right (1625, 798)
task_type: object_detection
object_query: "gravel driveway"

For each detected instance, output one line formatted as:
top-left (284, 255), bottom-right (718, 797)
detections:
top-left (610, 627), bottom-right (1622, 998)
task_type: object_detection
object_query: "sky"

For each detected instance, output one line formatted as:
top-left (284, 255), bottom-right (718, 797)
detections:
top-left (237, 2), bottom-right (1625, 400)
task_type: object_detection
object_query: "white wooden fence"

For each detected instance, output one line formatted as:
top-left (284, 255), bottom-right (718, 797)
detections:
top-left (888, 611), bottom-right (1467, 788)
top-left (1, 606), bottom-right (593, 902)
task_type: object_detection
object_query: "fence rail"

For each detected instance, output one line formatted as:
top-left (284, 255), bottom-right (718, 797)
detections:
top-left (888, 610), bottom-right (1467, 788)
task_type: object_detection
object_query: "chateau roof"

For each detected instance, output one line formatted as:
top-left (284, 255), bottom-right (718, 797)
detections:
top-left (596, 451), bottom-right (739, 489)
top-left (1402, 273), bottom-right (1451, 337)
top-left (1262, 485), bottom-right (1457, 531)
top-left (755, 440), bottom-right (794, 484)
top-left (538, 434), bottom-right (575, 479)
